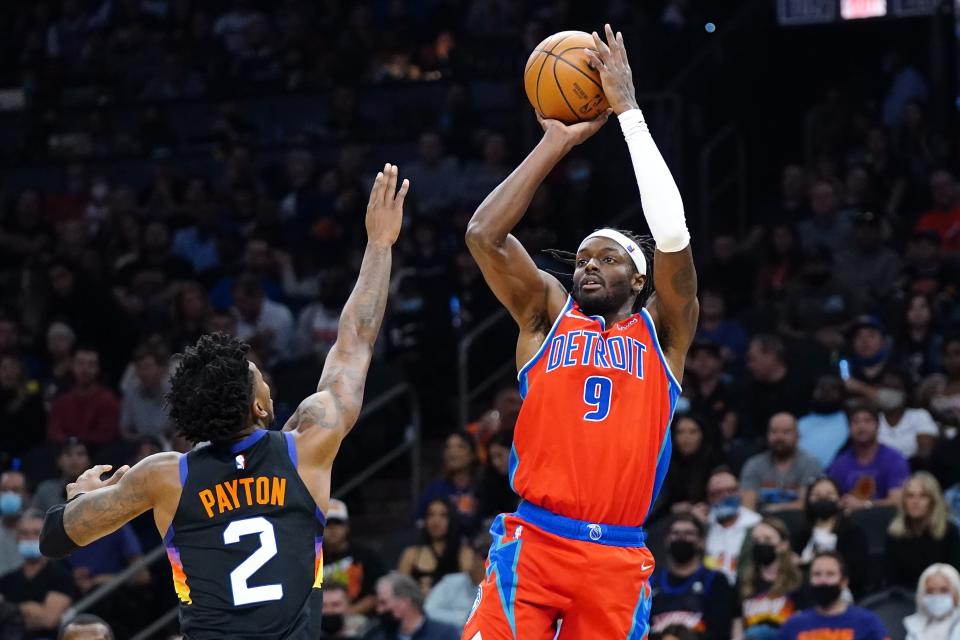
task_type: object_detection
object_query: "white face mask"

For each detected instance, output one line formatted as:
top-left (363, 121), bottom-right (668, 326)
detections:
top-left (923, 593), bottom-right (955, 619)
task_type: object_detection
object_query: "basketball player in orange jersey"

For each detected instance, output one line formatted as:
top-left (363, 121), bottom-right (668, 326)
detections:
top-left (461, 25), bottom-right (697, 639)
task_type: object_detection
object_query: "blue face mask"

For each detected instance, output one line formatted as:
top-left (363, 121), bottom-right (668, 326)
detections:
top-left (18, 540), bottom-right (41, 560)
top-left (712, 495), bottom-right (741, 521)
top-left (674, 396), bottom-right (691, 415)
top-left (0, 492), bottom-right (22, 516)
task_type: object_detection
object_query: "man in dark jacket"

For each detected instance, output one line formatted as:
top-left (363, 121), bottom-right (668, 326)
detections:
top-left (363, 573), bottom-right (459, 640)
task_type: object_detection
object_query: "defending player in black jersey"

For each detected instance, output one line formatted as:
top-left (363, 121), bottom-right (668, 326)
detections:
top-left (39, 164), bottom-right (410, 639)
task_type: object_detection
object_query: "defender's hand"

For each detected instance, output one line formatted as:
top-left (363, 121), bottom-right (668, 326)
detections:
top-left (538, 109), bottom-right (612, 151)
top-left (365, 163), bottom-right (409, 248)
top-left (585, 24), bottom-right (639, 115)
top-left (67, 464), bottom-right (129, 500)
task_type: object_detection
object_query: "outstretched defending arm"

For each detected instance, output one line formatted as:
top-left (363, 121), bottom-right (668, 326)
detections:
top-left (282, 164), bottom-right (407, 466)
top-left (465, 112), bottom-right (609, 341)
top-left (587, 25), bottom-right (698, 377)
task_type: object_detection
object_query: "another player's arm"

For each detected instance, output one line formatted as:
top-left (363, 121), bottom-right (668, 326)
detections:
top-left (282, 165), bottom-right (407, 466)
top-left (40, 454), bottom-right (179, 555)
top-left (465, 108), bottom-right (609, 346)
top-left (587, 25), bottom-right (698, 379)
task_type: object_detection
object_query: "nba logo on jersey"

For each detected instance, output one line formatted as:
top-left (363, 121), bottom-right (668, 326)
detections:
top-left (235, 454), bottom-right (245, 470)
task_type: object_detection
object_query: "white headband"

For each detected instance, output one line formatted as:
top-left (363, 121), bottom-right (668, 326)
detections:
top-left (581, 229), bottom-right (647, 275)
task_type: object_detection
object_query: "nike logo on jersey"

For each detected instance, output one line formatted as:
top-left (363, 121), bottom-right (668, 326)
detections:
top-left (641, 562), bottom-right (654, 571)
top-left (198, 476), bottom-right (287, 518)
top-left (545, 330), bottom-right (647, 379)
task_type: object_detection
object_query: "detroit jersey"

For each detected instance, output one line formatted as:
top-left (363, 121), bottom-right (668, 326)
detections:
top-left (164, 429), bottom-right (325, 639)
top-left (511, 296), bottom-right (680, 526)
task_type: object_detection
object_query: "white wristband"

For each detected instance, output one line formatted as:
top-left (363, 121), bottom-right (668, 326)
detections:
top-left (617, 109), bottom-right (690, 253)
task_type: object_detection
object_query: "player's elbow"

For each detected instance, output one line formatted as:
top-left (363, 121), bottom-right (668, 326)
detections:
top-left (464, 215), bottom-right (502, 253)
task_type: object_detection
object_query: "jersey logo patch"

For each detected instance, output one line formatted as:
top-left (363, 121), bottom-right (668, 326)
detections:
top-left (235, 455), bottom-right (246, 470)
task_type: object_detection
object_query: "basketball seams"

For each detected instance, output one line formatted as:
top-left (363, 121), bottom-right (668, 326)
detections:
top-left (524, 31), bottom-right (606, 123)
top-left (533, 50), bottom-right (551, 116)
top-left (551, 56), bottom-right (582, 122)
top-left (553, 47), bottom-right (604, 91)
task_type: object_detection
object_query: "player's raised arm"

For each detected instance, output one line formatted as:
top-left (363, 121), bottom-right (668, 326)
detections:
top-left (465, 109), bottom-right (610, 333)
top-left (586, 24), bottom-right (698, 377)
top-left (40, 454), bottom-right (180, 555)
top-left (282, 164), bottom-right (407, 465)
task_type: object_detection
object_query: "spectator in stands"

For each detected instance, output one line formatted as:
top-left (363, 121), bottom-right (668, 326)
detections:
top-left (876, 369), bottom-right (939, 464)
top-left (476, 430), bottom-right (518, 521)
top-left (403, 131), bottom-right (461, 216)
top-left (734, 334), bottom-right (813, 446)
top-left (398, 499), bottom-right (475, 597)
top-left (414, 432), bottom-right (480, 533)
top-left (120, 342), bottom-right (172, 441)
top-left (885, 472), bottom-right (960, 589)
top-left (903, 563), bottom-right (960, 640)
top-left (364, 573), bottom-right (459, 640)
top-left (31, 439), bottom-right (89, 512)
top-left (781, 248), bottom-right (860, 353)
top-left (902, 229), bottom-right (955, 297)
top-left (231, 274), bottom-right (294, 367)
top-left (755, 223), bottom-right (804, 304)
top-left (115, 220), bottom-right (195, 311)
top-left (65, 518), bottom-right (148, 594)
top-left (685, 341), bottom-right (735, 440)
top-left (466, 387), bottom-right (522, 463)
top-left (169, 281), bottom-right (213, 353)
top-left (659, 414), bottom-right (722, 518)
top-left (0, 471), bottom-right (29, 576)
top-left (321, 581), bottom-right (370, 638)
top-left (46, 347), bottom-right (120, 446)
top-left (701, 468), bottom-right (761, 582)
top-left (768, 165), bottom-right (809, 226)
top-left (923, 335), bottom-right (960, 430)
top-left (0, 509), bottom-right (76, 639)
top-left (171, 198), bottom-right (222, 274)
top-left (741, 412), bottom-right (822, 513)
top-left (915, 169), bottom-right (960, 253)
top-left (798, 180), bottom-right (853, 254)
top-left (652, 625), bottom-right (700, 640)
top-left (835, 210), bottom-right (901, 305)
top-left (844, 316), bottom-right (894, 396)
top-left (322, 499), bottom-right (386, 616)
top-left (0, 354), bottom-right (45, 459)
top-left (293, 268), bottom-right (350, 361)
top-left (59, 613), bottom-right (114, 639)
top-left (793, 477), bottom-right (870, 597)
top-left (649, 514), bottom-right (735, 639)
top-left (737, 518), bottom-right (804, 640)
top-left (779, 551), bottom-right (889, 639)
top-left (827, 401), bottom-right (909, 509)
top-left (42, 322), bottom-right (77, 403)
top-left (423, 533), bottom-right (487, 629)
top-left (695, 290), bottom-right (748, 363)
top-left (895, 293), bottom-right (943, 383)
top-left (798, 375), bottom-right (850, 467)
top-left (700, 233), bottom-right (755, 314)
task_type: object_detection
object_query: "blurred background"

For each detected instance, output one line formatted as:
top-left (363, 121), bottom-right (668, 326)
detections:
top-left (0, 0), bottom-right (959, 638)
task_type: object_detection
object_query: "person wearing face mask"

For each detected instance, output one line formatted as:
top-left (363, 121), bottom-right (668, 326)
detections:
top-left (322, 581), bottom-right (371, 638)
top-left (793, 477), bottom-right (870, 597)
top-left (701, 469), bottom-right (762, 583)
top-left (737, 518), bottom-right (804, 640)
top-left (0, 510), bottom-right (77, 639)
top-left (362, 573), bottom-right (459, 640)
top-left (797, 375), bottom-right (851, 468)
top-left (649, 515), bottom-right (736, 640)
top-left (904, 563), bottom-right (960, 640)
top-left (885, 472), bottom-right (960, 590)
top-left (876, 370), bottom-right (938, 464)
top-left (0, 471), bottom-right (30, 576)
top-left (780, 552), bottom-right (889, 639)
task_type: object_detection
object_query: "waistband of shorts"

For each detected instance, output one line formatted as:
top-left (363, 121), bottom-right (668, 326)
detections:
top-left (515, 501), bottom-right (647, 547)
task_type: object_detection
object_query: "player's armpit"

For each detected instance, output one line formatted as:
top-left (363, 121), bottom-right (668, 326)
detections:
top-left (60, 452), bottom-right (179, 547)
top-left (650, 246), bottom-right (699, 377)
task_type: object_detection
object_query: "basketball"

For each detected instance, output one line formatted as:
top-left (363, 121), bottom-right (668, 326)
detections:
top-left (524, 30), bottom-right (609, 124)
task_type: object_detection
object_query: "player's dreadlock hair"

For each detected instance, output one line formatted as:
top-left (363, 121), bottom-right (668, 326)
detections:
top-left (544, 228), bottom-right (656, 311)
top-left (167, 333), bottom-right (253, 444)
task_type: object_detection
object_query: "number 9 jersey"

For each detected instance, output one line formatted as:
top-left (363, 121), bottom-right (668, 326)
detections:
top-left (163, 429), bottom-right (325, 639)
top-left (512, 296), bottom-right (681, 527)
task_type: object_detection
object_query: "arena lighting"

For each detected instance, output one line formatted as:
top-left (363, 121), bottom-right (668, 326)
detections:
top-left (841, 0), bottom-right (888, 19)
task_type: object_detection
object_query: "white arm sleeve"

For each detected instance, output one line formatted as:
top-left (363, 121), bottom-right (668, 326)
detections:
top-left (618, 108), bottom-right (690, 253)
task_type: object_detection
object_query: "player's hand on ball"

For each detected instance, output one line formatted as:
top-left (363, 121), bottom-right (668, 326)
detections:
top-left (585, 24), bottom-right (639, 115)
top-left (366, 163), bottom-right (409, 247)
top-left (537, 109), bottom-right (612, 150)
top-left (67, 464), bottom-right (130, 500)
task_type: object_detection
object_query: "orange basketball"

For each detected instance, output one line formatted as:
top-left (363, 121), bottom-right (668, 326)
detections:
top-left (524, 31), bottom-right (609, 124)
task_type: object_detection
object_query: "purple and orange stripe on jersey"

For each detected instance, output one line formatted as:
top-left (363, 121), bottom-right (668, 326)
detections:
top-left (313, 506), bottom-right (326, 589)
top-left (164, 455), bottom-right (192, 605)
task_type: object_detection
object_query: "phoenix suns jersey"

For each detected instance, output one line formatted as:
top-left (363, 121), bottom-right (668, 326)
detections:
top-left (163, 429), bottom-right (325, 639)
top-left (511, 296), bottom-right (681, 526)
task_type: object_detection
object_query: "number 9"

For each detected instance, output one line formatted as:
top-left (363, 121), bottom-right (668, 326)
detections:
top-left (583, 376), bottom-right (613, 422)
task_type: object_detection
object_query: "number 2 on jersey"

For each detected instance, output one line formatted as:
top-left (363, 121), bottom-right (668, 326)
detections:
top-left (583, 376), bottom-right (613, 421)
top-left (223, 516), bottom-right (283, 606)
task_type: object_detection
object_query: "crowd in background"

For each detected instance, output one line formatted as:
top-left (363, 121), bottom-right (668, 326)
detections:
top-left (0, 0), bottom-right (959, 639)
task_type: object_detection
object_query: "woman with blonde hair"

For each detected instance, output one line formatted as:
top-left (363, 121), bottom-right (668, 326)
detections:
top-left (904, 563), bottom-right (960, 640)
top-left (886, 471), bottom-right (960, 589)
top-left (737, 517), bottom-right (804, 639)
